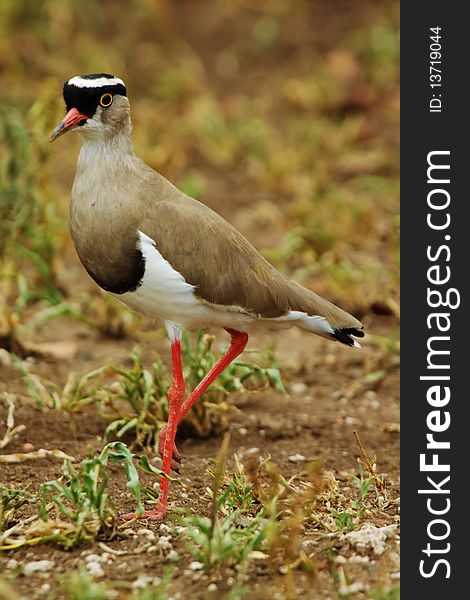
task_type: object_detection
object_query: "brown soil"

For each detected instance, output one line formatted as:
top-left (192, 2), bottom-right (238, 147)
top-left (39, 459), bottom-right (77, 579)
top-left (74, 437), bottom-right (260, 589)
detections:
top-left (0, 1), bottom-right (399, 598)
top-left (0, 309), bottom-right (399, 599)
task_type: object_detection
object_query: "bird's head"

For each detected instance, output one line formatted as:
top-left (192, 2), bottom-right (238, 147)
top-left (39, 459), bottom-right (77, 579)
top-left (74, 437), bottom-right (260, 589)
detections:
top-left (50, 73), bottom-right (129, 142)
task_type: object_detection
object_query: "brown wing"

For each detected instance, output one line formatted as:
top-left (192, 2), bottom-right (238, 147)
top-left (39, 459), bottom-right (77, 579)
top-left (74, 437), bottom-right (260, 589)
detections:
top-left (140, 194), bottom-right (363, 332)
top-left (141, 197), bottom-right (289, 317)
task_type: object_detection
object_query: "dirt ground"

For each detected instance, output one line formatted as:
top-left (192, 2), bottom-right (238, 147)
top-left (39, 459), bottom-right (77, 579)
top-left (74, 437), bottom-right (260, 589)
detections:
top-left (1, 307), bottom-right (399, 599)
top-left (1, 1), bottom-right (399, 598)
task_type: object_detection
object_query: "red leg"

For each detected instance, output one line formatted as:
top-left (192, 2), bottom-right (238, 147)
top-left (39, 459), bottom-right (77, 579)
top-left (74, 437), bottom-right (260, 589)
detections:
top-left (122, 336), bottom-right (185, 521)
top-left (157, 337), bottom-right (185, 472)
top-left (156, 329), bottom-right (248, 481)
top-left (176, 328), bottom-right (248, 425)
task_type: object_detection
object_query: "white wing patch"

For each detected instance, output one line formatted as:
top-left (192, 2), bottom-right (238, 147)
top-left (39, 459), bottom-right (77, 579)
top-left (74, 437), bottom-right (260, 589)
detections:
top-left (115, 231), bottom-right (254, 330)
top-left (270, 311), bottom-right (334, 338)
top-left (116, 231), bottom-right (197, 328)
top-left (115, 231), bottom-right (340, 342)
top-left (138, 231), bottom-right (194, 296)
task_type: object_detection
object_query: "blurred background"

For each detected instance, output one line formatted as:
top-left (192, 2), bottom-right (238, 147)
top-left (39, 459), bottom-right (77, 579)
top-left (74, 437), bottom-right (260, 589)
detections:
top-left (0, 0), bottom-right (399, 347)
top-left (0, 4), bottom-right (400, 596)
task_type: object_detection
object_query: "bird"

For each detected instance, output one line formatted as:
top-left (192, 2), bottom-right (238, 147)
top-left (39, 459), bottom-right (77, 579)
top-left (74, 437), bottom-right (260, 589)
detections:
top-left (50, 73), bottom-right (364, 521)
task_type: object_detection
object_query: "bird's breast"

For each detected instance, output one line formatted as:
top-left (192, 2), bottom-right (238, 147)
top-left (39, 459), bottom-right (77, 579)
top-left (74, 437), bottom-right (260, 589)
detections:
top-left (70, 187), bottom-right (145, 294)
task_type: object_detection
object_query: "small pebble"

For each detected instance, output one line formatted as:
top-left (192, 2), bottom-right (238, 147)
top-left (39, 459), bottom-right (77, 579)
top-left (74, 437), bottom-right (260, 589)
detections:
top-left (132, 574), bottom-right (159, 589)
top-left (157, 535), bottom-right (173, 550)
top-left (22, 443), bottom-right (35, 452)
top-left (189, 561), bottom-right (204, 571)
top-left (101, 552), bottom-right (114, 562)
top-left (137, 528), bottom-right (156, 541)
top-left (167, 549), bottom-right (179, 562)
top-left (207, 583), bottom-right (218, 592)
top-left (339, 582), bottom-right (365, 595)
top-left (249, 550), bottom-right (268, 560)
top-left (23, 561), bottom-right (55, 576)
top-left (288, 453), bottom-right (306, 463)
top-left (349, 554), bottom-right (370, 564)
top-left (238, 427), bottom-right (248, 436)
top-left (291, 382), bottom-right (308, 394)
top-left (85, 554), bottom-right (102, 563)
top-left (121, 528), bottom-right (136, 537)
top-left (6, 559), bottom-right (19, 570)
top-left (86, 562), bottom-right (105, 577)
top-left (175, 526), bottom-right (188, 534)
top-left (325, 354), bottom-right (337, 366)
top-left (341, 524), bottom-right (397, 555)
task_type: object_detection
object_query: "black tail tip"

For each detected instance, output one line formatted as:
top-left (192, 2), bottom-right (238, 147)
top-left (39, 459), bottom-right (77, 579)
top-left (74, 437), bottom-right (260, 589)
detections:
top-left (332, 327), bottom-right (365, 348)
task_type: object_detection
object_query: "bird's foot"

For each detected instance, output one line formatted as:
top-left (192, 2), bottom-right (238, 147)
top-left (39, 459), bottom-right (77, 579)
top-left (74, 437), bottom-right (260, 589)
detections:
top-left (120, 505), bottom-right (167, 522)
top-left (158, 425), bottom-right (182, 472)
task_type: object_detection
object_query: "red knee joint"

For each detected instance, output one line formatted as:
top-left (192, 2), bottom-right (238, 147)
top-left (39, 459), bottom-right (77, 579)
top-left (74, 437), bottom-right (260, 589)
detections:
top-left (225, 328), bottom-right (249, 349)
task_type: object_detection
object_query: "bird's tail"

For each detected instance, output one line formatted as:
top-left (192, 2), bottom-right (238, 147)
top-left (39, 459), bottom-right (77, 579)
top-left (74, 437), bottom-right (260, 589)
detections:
top-left (284, 279), bottom-right (365, 347)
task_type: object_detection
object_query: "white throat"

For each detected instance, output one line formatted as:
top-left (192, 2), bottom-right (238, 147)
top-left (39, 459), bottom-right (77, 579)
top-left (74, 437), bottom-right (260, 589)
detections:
top-left (77, 125), bottom-right (134, 167)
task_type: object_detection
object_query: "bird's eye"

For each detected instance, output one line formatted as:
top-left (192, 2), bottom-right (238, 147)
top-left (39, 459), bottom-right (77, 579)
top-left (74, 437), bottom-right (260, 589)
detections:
top-left (99, 93), bottom-right (113, 108)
